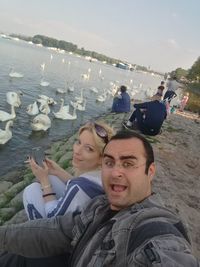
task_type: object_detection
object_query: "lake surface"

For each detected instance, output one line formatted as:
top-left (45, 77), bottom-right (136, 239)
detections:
top-left (0, 37), bottom-right (162, 176)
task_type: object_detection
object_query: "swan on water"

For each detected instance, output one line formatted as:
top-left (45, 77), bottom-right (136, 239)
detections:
top-left (9, 68), bottom-right (24, 78)
top-left (70, 98), bottom-right (86, 111)
top-left (53, 106), bottom-right (77, 120)
top-left (38, 95), bottom-right (57, 105)
top-left (56, 88), bottom-right (67, 94)
top-left (68, 86), bottom-right (74, 92)
top-left (40, 79), bottom-right (50, 87)
top-left (31, 114), bottom-right (51, 131)
top-left (0, 120), bottom-right (13, 145)
top-left (75, 89), bottom-right (84, 104)
top-left (90, 87), bottom-right (98, 94)
top-left (26, 101), bottom-right (39, 116)
top-left (39, 102), bottom-right (51, 114)
top-left (6, 91), bottom-right (22, 107)
top-left (0, 105), bottom-right (16, 122)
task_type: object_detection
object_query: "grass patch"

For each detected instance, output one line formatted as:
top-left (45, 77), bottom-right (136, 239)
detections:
top-left (166, 126), bottom-right (184, 133)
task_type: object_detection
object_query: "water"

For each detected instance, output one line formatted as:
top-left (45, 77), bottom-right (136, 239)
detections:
top-left (0, 37), bottom-right (162, 176)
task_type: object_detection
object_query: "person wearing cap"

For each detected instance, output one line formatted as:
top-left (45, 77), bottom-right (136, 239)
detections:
top-left (111, 85), bottom-right (131, 113)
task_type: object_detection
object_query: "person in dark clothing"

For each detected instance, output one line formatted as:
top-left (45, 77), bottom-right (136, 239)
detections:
top-left (111, 85), bottom-right (131, 113)
top-left (124, 97), bottom-right (167, 136)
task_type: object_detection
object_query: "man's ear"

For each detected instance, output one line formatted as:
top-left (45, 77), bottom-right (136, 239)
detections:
top-left (148, 162), bottom-right (156, 182)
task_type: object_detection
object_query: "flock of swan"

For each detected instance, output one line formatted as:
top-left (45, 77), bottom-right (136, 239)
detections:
top-left (1, 62), bottom-right (149, 146)
top-left (0, 73), bottom-right (121, 145)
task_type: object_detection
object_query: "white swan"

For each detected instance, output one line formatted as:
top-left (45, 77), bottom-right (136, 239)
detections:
top-left (96, 93), bottom-right (107, 102)
top-left (53, 106), bottom-right (77, 120)
top-left (0, 105), bottom-right (16, 121)
top-left (90, 87), bottom-right (98, 94)
top-left (70, 98), bottom-right (86, 111)
top-left (26, 101), bottom-right (39, 116)
top-left (38, 95), bottom-right (57, 105)
top-left (75, 89), bottom-right (84, 104)
top-left (56, 88), bottom-right (67, 94)
top-left (68, 86), bottom-right (74, 92)
top-left (39, 102), bottom-right (51, 114)
top-left (40, 79), bottom-right (50, 87)
top-left (31, 114), bottom-right (51, 131)
top-left (6, 91), bottom-right (22, 107)
top-left (9, 68), bottom-right (24, 78)
top-left (0, 120), bottom-right (13, 145)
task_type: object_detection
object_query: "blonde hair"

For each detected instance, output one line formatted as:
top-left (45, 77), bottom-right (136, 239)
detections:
top-left (79, 121), bottom-right (115, 155)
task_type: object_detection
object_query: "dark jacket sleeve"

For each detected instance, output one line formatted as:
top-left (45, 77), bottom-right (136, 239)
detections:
top-left (0, 214), bottom-right (74, 257)
top-left (134, 102), bottom-right (149, 109)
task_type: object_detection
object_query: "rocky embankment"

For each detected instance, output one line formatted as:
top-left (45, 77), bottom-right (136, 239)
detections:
top-left (0, 111), bottom-right (199, 258)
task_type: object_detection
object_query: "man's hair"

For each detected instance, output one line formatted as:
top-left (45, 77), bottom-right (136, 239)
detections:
top-left (105, 130), bottom-right (154, 174)
top-left (120, 85), bottom-right (127, 93)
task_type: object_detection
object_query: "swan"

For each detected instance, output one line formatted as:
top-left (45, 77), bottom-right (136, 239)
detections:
top-left (31, 114), bottom-right (51, 131)
top-left (40, 79), bottom-right (50, 87)
top-left (96, 93), bottom-right (107, 102)
top-left (0, 105), bottom-right (16, 121)
top-left (56, 88), bottom-right (67, 94)
top-left (26, 101), bottom-right (39, 116)
top-left (6, 91), bottom-right (22, 107)
top-left (90, 87), bottom-right (98, 93)
top-left (53, 106), bottom-right (77, 120)
top-left (75, 89), bottom-right (84, 104)
top-left (39, 102), bottom-right (51, 114)
top-left (57, 98), bottom-right (69, 113)
top-left (9, 68), bottom-right (24, 78)
top-left (70, 98), bottom-right (86, 111)
top-left (0, 120), bottom-right (13, 145)
top-left (68, 86), bottom-right (74, 92)
top-left (38, 95), bottom-right (57, 105)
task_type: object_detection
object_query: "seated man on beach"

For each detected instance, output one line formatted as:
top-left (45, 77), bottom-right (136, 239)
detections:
top-left (0, 130), bottom-right (199, 266)
top-left (111, 85), bottom-right (131, 113)
top-left (123, 95), bottom-right (167, 136)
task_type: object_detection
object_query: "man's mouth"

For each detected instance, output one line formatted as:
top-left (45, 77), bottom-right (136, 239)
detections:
top-left (111, 184), bottom-right (127, 192)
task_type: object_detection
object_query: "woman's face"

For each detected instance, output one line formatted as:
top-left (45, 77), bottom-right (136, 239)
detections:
top-left (72, 130), bottom-right (102, 173)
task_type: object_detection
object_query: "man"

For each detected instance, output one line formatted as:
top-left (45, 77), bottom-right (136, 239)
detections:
top-left (111, 85), bottom-right (131, 113)
top-left (163, 76), bottom-right (182, 103)
top-left (0, 131), bottom-right (199, 266)
top-left (123, 97), bottom-right (167, 136)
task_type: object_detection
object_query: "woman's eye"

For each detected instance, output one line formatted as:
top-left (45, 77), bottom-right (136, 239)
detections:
top-left (84, 146), bottom-right (93, 152)
top-left (75, 139), bottom-right (81, 145)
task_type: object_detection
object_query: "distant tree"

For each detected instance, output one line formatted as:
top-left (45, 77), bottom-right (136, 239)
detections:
top-left (187, 57), bottom-right (200, 81)
top-left (170, 68), bottom-right (188, 80)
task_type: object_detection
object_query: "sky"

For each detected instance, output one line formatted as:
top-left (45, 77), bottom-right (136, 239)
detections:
top-left (0, 0), bottom-right (199, 72)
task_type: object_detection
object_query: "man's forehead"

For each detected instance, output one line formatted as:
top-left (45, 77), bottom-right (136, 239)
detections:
top-left (104, 138), bottom-right (145, 157)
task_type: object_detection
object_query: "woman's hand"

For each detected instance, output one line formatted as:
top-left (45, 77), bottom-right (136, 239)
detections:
top-left (45, 158), bottom-right (64, 176)
top-left (28, 157), bottom-right (49, 185)
top-left (45, 158), bottom-right (72, 181)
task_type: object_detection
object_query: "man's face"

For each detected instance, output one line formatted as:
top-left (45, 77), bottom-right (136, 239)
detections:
top-left (102, 138), bottom-right (155, 210)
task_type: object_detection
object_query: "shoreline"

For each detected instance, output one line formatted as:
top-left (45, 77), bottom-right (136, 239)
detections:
top-left (0, 110), bottom-right (200, 258)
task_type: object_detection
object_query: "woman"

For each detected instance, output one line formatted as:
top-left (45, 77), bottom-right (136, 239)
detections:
top-left (23, 121), bottom-right (114, 220)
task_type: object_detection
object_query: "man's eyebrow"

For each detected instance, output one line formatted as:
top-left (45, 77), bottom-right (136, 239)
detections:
top-left (103, 154), bottom-right (137, 160)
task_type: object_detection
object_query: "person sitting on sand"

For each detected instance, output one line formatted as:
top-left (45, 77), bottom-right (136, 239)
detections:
top-left (123, 95), bottom-right (167, 136)
top-left (23, 121), bottom-right (114, 220)
top-left (111, 85), bottom-right (131, 113)
top-left (151, 81), bottom-right (165, 100)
